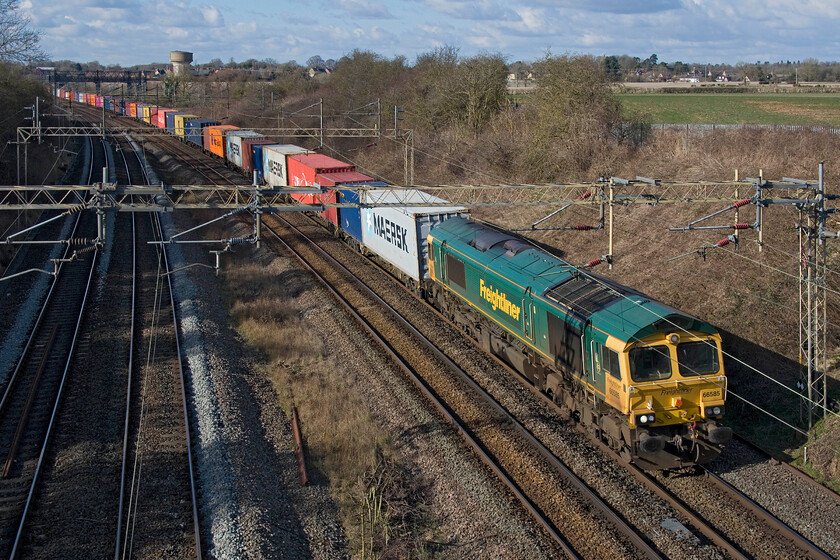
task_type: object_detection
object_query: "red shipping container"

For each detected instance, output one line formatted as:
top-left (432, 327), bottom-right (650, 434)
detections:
top-left (314, 171), bottom-right (375, 226)
top-left (240, 138), bottom-right (275, 178)
top-left (287, 154), bottom-right (354, 206)
top-left (203, 125), bottom-right (239, 158)
top-left (156, 108), bottom-right (175, 128)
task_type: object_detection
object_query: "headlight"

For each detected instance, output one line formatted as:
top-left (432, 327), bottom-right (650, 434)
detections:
top-left (704, 406), bottom-right (724, 417)
top-left (636, 413), bottom-right (656, 425)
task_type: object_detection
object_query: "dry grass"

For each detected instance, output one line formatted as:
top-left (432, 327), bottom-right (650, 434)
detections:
top-left (219, 250), bottom-right (432, 558)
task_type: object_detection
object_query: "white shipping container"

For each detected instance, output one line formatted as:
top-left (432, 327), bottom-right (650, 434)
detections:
top-left (360, 189), bottom-right (466, 282)
top-left (262, 144), bottom-right (312, 187)
top-left (226, 131), bottom-right (263, 169)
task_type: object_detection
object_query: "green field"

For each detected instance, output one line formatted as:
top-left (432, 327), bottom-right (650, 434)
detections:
top-left (617, 93), bottom-right (840, 126)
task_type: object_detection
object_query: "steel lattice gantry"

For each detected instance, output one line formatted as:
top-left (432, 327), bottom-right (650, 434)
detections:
top-left (0, 180), bottom-right (766, 213)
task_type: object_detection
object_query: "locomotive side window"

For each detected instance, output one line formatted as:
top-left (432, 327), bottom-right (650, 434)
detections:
top-left (445, 253), bottom-right (466, 289)
top-left (547, 312), bottom-right (582, 373)
top-left (677, 341), bottom-right (719, 376)
top-left (629, 345), bottom-right (671, 382)
top-left (601, 347), bottom-right (622, 380)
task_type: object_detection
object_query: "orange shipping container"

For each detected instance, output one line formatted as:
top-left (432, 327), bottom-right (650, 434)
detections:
top-left (127, 102), bottom-right (137, 118)
top-left (203, 125), bottom-right (239, 158)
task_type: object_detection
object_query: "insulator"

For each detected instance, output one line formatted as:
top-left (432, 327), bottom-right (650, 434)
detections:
top-left (732, 199), bottom-right (751, 208)
top-left (75, 245), bottom-right (97, 255)
top-left (65, 238), bottom-right (90, 246)
top-left (231, 206), bottom-right (251, 215)
top-left (716, 238), bottom-right (730, 247)
top-left (577, 191), bottom-right (592, 200)
top-left (67, 204), bottom-right (87, 215)
top-left (732, 223), bottom-right (751, 230)
top-left (229, 237), bottom-right (251, 244)
top-left (588, 258), bottom-right (603, 267)
top-left (574, 225), bottom-right (595, 231)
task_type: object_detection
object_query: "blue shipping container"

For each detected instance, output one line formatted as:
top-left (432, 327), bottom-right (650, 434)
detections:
top-left (184, 118), bottom-right (219, 146)
top-left (251, 144), bottom-right (274, 182)
top-left (165, 112), bottom-right (187, 134)
top-left (338, 182), bottom-right (390, 243)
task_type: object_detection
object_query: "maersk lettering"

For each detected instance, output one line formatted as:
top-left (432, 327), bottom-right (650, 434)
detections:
top-left (268, 158), bottom-right (287, 182)
top-left (371, 213), bottom-right (408, 252)
top-left (479, 279), bottom-right (521, 321)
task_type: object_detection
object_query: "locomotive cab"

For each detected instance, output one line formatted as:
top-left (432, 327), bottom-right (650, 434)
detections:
top-left (623, 330), bottom-right (732, 469)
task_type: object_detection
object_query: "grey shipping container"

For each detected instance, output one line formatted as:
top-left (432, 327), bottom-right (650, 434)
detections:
top-left (225, 131), bottom-right (263, 169)
top-left (262, 144), bottom-right (312, 187)
top-left (360, 189), bottom-right (466, 282)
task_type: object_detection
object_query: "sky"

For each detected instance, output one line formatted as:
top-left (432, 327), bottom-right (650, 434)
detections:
top-left (20, 0), bottom-right (840, 67)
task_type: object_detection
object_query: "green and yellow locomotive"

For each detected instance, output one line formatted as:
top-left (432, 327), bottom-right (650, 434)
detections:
top-left (426, 217), bottom-right (732, 469)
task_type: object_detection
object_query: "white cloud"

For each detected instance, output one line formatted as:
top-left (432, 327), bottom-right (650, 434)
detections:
top-left (20, 0), bottom-right (840, 67)
top-left (529, 0), bottom-right (682, 14)
top-left (201, 5), bottom-right (223, 25)
top-left (421, 0), bottom-right (520, 21)
top-left (338, 0), bottom-right (394, 18)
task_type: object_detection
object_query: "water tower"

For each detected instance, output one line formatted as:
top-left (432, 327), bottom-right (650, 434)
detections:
top-left (170, 51), bottom-right (193, 75)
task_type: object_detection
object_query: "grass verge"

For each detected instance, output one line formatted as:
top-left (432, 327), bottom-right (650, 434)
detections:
top-left (220, 250), bottom-right (435, 559)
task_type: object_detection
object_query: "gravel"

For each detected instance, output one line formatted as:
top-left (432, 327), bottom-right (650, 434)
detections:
top-left (713, 439), bottom-right (840, 558)
top-left (154, 202), bottom-right (347, 556)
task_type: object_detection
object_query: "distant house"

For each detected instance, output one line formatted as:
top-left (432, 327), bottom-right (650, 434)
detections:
top-left (308, 66), bottom-right (331, 78)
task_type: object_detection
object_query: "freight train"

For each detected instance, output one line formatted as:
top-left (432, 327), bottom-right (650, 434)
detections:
top-left (57, 89), bottom-right (732, 469)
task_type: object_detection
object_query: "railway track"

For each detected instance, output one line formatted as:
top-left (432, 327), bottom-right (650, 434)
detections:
top-left (0, 131), bottom-right (201, 558)
top-left (113, 133), bottom-right (201, 559)
top-left (0, 136), bottom-right (102, 557)
top-left (274, 211), bottom-right (840, 560)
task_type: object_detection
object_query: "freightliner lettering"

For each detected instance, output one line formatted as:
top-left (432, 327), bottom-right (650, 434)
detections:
top-left (479, 279), bottom-right (521, 321)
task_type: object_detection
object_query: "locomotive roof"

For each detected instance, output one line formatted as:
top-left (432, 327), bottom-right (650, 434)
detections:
top-left (430, 217), bottom-right (716, 344)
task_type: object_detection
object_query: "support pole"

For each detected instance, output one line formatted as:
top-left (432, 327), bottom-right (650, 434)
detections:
top-left (734, 170), bottom-right (739, 240)
top-left (608, 181), bottom-right (615, 269)
top-left (36, 97), bottom-right (41, 145)
top-left (758, 169), bottom-right (764, 251)
top-left (817, 162), bottom-right (828, 422)
top-left (255, 208), bottom-right (262, 249)
top-left (254, 191), bottom-right (262, 249)
top-left (319, 98), bottom-right (324, 148)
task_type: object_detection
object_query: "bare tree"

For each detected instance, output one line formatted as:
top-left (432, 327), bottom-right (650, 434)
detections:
top-left (0, 0), bottom-right (44, 63)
